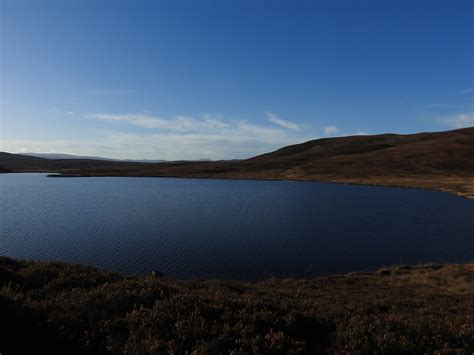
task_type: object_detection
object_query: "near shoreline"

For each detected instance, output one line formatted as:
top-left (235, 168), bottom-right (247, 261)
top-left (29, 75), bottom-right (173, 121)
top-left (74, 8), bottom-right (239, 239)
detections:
top-left (1, 256), bottom-right (473, 353)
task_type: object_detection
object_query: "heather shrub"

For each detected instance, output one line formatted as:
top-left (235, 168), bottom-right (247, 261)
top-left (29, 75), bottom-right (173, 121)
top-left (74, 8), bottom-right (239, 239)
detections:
top-left (0, 257), bottom-right (472, 354)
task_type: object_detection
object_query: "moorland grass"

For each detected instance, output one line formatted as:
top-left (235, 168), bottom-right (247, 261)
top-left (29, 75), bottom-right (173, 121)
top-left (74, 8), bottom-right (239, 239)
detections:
top-left (0, 257), bottom-right (473, 354)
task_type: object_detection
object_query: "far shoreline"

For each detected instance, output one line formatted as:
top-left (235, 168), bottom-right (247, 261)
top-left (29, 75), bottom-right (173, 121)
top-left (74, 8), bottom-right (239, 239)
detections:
top-left (0, 170), bottom-right (471, 200)
top-left (37, 171), bottom-right (474, 200)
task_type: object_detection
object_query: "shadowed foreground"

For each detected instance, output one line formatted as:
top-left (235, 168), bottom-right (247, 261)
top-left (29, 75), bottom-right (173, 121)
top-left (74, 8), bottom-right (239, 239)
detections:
top-left (1, 257), bottom-right (473, 354)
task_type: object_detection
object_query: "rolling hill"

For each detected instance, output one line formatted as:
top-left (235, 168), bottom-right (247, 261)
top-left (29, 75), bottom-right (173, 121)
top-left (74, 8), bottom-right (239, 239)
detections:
top-left (1, 127), bottom-right (473, 198)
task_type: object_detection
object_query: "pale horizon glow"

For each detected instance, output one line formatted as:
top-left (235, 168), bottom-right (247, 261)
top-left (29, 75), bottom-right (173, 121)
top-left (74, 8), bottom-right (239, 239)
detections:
top-left (1, 0), bottom-right (472, 160)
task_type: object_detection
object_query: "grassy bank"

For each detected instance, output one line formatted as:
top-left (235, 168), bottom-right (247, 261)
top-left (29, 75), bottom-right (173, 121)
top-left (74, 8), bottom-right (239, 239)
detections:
top-left (1, 257), bottom-right (473, 354)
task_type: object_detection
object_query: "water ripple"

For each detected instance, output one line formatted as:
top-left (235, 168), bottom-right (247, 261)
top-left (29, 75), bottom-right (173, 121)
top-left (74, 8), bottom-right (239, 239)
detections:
top-left (1, 173), bottom-right (473, 279)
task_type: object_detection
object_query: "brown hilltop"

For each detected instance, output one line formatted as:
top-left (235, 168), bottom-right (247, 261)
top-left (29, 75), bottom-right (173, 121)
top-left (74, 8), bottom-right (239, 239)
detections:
top-left (248, 127), bottom-right (474, 175)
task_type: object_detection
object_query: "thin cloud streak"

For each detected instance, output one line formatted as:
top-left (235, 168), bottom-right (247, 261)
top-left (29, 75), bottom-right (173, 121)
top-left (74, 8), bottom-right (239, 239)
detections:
top-left (441, 113), bottom-right (474, 128)
top-left (3, 111), bottom-right (358, 160)
top-left (89, 113), bottom-right (199, 131)
top-left (323, 126), bottom-right (339, 135)
top-left (4, 112), bottom-right (315, 160)
top-left (265, 112), bottom-right (300, 130)
top-left (86, 90), bottom-right (136, 95)
top-left (1, 129), bottom-right (312, 161)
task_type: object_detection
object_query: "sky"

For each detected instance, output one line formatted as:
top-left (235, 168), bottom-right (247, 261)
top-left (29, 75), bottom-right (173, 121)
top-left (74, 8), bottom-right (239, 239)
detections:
top-left (1, 0), bottom-right (473, 160)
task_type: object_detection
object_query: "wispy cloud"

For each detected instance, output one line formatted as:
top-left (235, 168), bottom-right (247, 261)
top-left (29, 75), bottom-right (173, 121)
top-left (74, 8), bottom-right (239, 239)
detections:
top-left (88, 112), bottom-right (303, 137)
top-left (0, 139), bottom-right (111, 156)
top-left (265, 112), bottom-right (300, 130)
top-left (426, 104), bottom-right (453, 109)
top-left (323, 126), bottom-right (339, 135)
top-left (424, 103), bottom-right (473, 109)
top-left (460, 87), bottom-right (473, 94)
top-left (11, 111), bottom-right (314, 160)
top-left (86, 90), bottom-right (135, 95)
top-left (88, 113), bottom-right (199, 131)
top-left (202, 114), bottom-right (230, 130)
top-left (2, 108), bottom-right (378, 160)
top-left (1, 127), bottom-right (312, 161)
top-left (441, 113), bottom-right (474, 128)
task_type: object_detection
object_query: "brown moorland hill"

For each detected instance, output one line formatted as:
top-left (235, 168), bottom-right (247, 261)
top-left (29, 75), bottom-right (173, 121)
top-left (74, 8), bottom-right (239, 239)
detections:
top-left (1, 127), bottom-right (473, 198)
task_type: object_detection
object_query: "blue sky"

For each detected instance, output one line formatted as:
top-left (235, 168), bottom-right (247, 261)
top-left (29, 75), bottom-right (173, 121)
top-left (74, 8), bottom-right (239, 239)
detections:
top-left (1, 0), bottom-right (472, 160)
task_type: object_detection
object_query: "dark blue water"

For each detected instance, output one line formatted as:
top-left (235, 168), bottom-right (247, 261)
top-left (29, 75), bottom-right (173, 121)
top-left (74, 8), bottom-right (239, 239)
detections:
top-left (0, 173), bottom-right (473, 279)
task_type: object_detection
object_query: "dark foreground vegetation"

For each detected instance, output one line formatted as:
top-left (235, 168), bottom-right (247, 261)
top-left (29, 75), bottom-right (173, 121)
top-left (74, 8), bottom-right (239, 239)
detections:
top-left (1, 257), bottom-right (473, 354)
top-left (1, 127), bottom-right (474, 199)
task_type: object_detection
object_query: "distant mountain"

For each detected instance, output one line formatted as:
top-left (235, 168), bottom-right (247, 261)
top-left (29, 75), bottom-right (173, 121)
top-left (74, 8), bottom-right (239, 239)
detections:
top-left (19, 153), bottom-right (117, 161)
top-left (2, 127), bottom-right (474, 198)
top-left (18, 153), bottom-right (167, 163)
top-left (122, 159), bottom-right (168, 163)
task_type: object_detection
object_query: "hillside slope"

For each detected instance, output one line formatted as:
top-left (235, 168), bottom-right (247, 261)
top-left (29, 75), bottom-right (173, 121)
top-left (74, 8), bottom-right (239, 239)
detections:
top-left (247, 127), bottom-right (474, 176)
